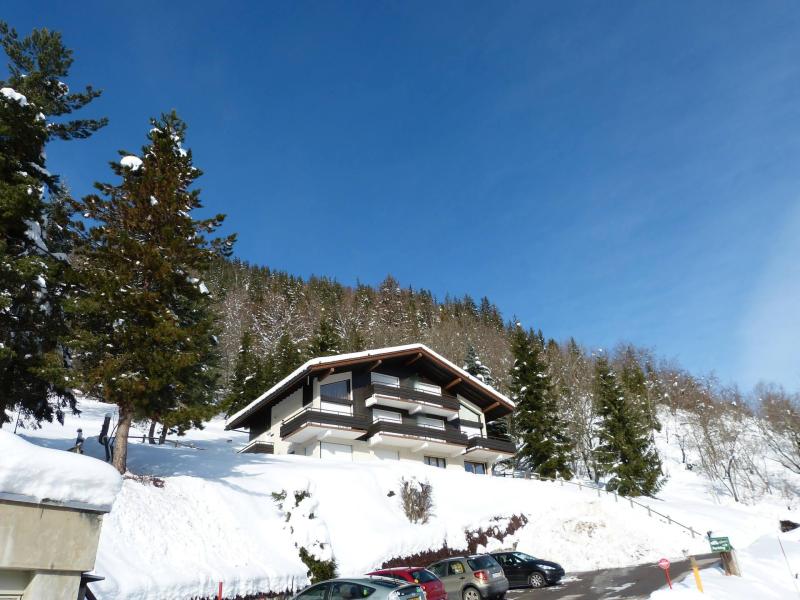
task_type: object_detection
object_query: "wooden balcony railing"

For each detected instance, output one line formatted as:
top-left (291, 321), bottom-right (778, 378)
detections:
top-left (367, 383), bottom-right (460, 411)
top-left (366, 420), bottom-right (469, 446)
top-left (279, 407), bottom-right (368, 438)
top-left (466, 435), bottom-right (516, 454)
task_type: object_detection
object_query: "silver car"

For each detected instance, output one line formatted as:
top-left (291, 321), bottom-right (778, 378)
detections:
top-left (292, 577), bottom-right (425, 600)
top-left (428, 555), bottom-right (509, 600)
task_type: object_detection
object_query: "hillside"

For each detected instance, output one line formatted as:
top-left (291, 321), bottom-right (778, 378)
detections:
top-left (18, 399), bottom-right (799, 600)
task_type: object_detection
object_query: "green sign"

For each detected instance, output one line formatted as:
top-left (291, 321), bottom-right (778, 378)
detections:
top-left (709, 536), bottom-right (732, 552)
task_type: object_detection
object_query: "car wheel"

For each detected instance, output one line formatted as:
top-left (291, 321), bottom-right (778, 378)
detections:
top-left (462, 587), bottom-right (481, 600)
top-left (528, 572), bottom-right (546, 588)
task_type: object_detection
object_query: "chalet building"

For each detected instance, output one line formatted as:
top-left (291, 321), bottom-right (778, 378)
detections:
top-left (225, 344), bottom-right (516, 474)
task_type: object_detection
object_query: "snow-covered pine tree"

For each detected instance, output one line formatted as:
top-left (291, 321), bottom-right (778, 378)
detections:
top-left (593, 355), bottom-right (662, 496)
top-left (0, 22), bottom-right (107, 427)
top-left (225, 331), bottom-right (270, 416)
top-left (509, 325), bottom-right (573, 478)
top-left (307, 313), bottom-right (341, 358)
top-left (463, 344), bottom-right (509, 439)
top-left (68, 112), bottom-right (235, 473)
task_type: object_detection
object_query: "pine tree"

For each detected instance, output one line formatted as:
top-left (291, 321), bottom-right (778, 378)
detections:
top-left (225, 331), bottom-right (269, 416)
top-left (307, 313), bottom-right (341, 358)
top-left (0, 22), bottom-right (107, 427)
top-left (271, 332), bottom-right (304, 383)
top-left (593, 355), bottom-right (662, 496)
top-left (463, 344), bottom-right (508, 439)
top-left (509, 325), bottom-right (573, 478)
top-left (67, 112), bottom-right (235, 473)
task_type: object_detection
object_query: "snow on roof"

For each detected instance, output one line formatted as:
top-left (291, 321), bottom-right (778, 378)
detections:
top-left (226, 343), bottom-right (514, 429)
top-left (0, 430), bottom-right (122, 512)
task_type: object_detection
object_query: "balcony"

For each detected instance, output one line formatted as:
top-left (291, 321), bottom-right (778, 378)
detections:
top-left (366, 420), bottom-right (468, 457)
top-left (280, 407), bottom-right (369, 444)
top-left (365, 383), bottom-right (461, 420)
top-left (463, 436), bottom-right (516, 461)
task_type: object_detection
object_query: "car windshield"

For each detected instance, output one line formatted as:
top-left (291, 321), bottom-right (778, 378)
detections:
top-left (467, 556), bottom-right (498, 570)
top-left (513, 552), bottom-right (538, 561)
top-left (409, 570), bottom-right (437, 583)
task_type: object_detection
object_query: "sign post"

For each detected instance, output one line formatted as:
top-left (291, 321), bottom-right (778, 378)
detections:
top-left (658, 558), bottom-right (672, 589)
top-left (708, 536), bottom-right (740, 576)
top-left (690, 556), bottom-right (704, 593)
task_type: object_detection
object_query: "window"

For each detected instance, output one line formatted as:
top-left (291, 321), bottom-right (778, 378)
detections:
top-left (414, 381), bottom-right (441, 396)
top-left (428, 562), bottom-right (446, 577)
top-left (297, 584), bottom-right (329, 600)
top-left (329, 582), bottom-right (375, 600)
top-left (374, 448), bottom-right (400, 461)
top-left (320, 379), bottom-right (352, 414)
top-left (372, 409), bottom-right (402, 424)
top-left (467, 555), bottom-right (500, 571)
top-left (448, 561), bottom-right (466, 576)
top-left (409, 569), bottom-right (437, 583)
top-left (321, 379), bottom-right (351, 400)
top-left (417, 416), bottom-right (445, 430)
top-left (321, 442), bottom-right (353, 461)
top-left (371, 372), bottom-right (400, 387)
top-left (424, 456), bottom-right (447, 469)
top-left (464, 461), bottom-right (486, 475)
top-left (460, 425), bottom-right (482, 438)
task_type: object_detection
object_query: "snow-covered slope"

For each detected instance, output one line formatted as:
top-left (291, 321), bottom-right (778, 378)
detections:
top-left (15, 400), bottom-right (799, 600)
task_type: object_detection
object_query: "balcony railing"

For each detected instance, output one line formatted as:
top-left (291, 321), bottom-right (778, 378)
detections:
top-left (466, 435), bottom-right (516, 455)
top-left (366, 419), bottom-right (469, 446)
top-left (367, 383), bottom-right (460, 411)
top-left (280, 406), bottom-right (368, 439)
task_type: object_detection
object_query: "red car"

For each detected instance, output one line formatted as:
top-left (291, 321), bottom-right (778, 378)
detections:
top-left (368, 567), bottom-right (447, 600)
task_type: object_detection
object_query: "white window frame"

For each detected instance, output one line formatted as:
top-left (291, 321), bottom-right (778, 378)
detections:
top-left (371, 372), bottom-right (400, 387)
top-left (417, 415), bottom-right (445, 430)
top-left (372, 408), bottom-right (402, 424)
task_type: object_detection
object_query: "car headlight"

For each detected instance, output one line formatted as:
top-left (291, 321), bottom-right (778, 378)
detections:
top-left (539, 565), bottom-right (555, 570)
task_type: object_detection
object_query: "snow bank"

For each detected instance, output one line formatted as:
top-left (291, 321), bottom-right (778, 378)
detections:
top-left (650, 530), bottom-right (800, 599)
top-left (0, 430), bottom-right (121, 511)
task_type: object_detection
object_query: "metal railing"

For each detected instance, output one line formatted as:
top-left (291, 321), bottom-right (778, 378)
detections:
top-left (495, 469), bottom-right (702, 539)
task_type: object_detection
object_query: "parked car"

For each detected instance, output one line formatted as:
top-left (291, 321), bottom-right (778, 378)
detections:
top-left (489, 551), bottom-right (565, 588)
top-left (367, 567), bottom-right (446, 600)
top-left (427, 555), bottom-right (508, 600)
top-left (291, 577), bottom-right (425, 600)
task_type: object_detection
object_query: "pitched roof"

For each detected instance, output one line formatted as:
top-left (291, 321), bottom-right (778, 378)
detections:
top-left (225, 343), bottom-right (514, 430)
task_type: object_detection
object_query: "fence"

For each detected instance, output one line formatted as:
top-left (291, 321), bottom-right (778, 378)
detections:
top-left (494, 469), bottom-right (701, 539)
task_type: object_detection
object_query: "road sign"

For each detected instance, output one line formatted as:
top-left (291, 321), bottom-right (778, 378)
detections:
top-left (709, 536), bottom-right (732, 552)
top-left (658, 558), bottom-right (672, 589)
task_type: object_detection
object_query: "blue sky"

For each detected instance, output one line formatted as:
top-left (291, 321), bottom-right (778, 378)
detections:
top-left (6, 2), bottom-right (800, 391)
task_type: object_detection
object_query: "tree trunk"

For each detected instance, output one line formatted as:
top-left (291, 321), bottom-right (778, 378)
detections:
top-left (112, 405), bottom-right (132, 474)
top-left (158, 424), bottom-right (167, 445)
top-left (147, 420), bottom-right (157, 444)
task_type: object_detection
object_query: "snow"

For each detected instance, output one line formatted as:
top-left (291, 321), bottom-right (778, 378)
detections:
top-left (650, 531), bottom-right (800, 599)
top-left (120, 155), bottom-right (143, 170)
top-left (15, 398), bottom-right (800, 600)
top-left (149, 195), bottom-right (158, 206)
top-left (0, 86), bottom-right (28, 106)
top-left (0, 429), bottom-right (121, 511)
top-left (228, 344), bottom-right (515, 428)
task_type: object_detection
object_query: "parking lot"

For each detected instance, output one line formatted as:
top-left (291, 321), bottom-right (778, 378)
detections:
top-left (507, 554), bottom-right (719, 600)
